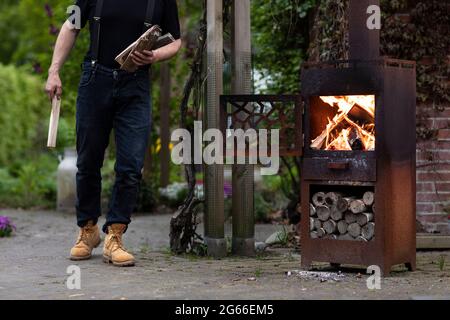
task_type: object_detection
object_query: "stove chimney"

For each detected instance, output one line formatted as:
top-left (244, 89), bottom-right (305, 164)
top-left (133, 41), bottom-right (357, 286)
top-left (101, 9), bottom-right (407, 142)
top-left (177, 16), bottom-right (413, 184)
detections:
top-left (348, 0), bottom-right (380, 60)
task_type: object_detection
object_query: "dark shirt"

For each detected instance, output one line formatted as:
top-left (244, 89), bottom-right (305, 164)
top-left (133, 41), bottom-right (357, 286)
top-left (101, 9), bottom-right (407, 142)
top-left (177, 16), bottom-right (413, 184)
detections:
top-left (73, 0), bottom-right (181, 68)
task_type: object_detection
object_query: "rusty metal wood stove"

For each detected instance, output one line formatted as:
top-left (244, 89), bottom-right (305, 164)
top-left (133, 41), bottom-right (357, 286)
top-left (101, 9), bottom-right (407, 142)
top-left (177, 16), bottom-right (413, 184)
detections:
top-left (221, 0), bottom-right (416, 275)
top-left (301, 0), bottom-right (416, 275)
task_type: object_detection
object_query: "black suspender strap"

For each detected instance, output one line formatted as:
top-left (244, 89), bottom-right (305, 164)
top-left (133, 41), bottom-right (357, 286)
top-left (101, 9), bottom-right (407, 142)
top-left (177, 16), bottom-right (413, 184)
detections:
top-left (91, 0), bottom-right (104, 65)
top-left (143, 0), bottom-right (155, 32)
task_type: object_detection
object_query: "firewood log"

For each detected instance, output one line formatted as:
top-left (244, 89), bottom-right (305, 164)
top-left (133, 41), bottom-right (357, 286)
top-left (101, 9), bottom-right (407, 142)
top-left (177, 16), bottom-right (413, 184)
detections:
top-left (330, 208), bottom-right (344, 221)
top-left (337, 220), bottom-right (348, 234)
top-left (324, 192), bottom-right (342, 207)
top-left (316, 205), bottom-right (331, 221)
top-left (323, 220), bottom-right (337, 234)
top-left (338, 233), bottom-right (354, 241)
top-left (344, 211), bottom-right (357, 224)
top-left (312, 192), bottom-right (326, 206)
top-left (349, 199), bottom-right (367, 214)
top-left (313, 218), bottom-right (322, 230)
top-left (310, 217), bottom-right (315, 232)
top-left (363, 191), bottom-right (375, 206)
top-left (309, 203), bottom-right (316, 217)
top-left (325, 234), bottom-right (338, 240)
top-left (349, 127), bottom-right (364, 150)
top-left (356, 236), bottom-right (369, 242)
top-left (317, 228), bottom-right (326, 238)
top-left (347, 223), bottom-right (361, 238)
top-left (356, 212), bottom-right (374, 226)
top-left (336, 197), bottom-right (354, 213)
top-left (310, 231), bottom-right (318, 239)
top-left (362, 222), bottom-right (375, 240)
top-left (371, 202), bottom-right (376, 214)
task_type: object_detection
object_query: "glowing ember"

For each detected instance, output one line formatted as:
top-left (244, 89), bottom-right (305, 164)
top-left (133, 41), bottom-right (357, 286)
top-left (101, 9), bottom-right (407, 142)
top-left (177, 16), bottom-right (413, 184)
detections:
top-left (311, 95), bottom-right (375, 151)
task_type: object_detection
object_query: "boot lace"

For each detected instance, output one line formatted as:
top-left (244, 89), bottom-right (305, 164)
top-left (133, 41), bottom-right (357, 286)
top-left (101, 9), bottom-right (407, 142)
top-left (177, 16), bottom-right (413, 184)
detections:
top-left (109, 233), bottom-right (125, 252)
top-left (76, 226), bottom-right (94, 244)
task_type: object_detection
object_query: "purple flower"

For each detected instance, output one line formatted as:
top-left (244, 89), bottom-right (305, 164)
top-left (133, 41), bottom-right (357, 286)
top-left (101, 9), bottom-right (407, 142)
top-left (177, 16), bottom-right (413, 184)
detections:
top-left (0, 216), bottom-right (16, 237)
top-left (33, 62), bottom-right (43, 74)
top-left (44, 4), bottom-right (54, 18)
top-left (224, 182), bottom-right (232, 198)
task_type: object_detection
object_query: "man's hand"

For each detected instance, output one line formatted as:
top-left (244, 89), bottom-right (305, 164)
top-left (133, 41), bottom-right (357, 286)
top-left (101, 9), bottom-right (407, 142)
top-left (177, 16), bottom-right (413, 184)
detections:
top-left (45, 69), bottom-right (62, 101)
top-left (131, 50), bottom-right (160, 66)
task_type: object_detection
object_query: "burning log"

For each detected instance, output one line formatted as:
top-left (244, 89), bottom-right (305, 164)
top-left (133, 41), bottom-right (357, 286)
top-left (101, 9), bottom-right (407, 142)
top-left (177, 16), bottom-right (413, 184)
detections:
top-left (349, 199), bottom-right (367, 214)
top-left (356, 212), bottom-right (373, 226)
top-left (348, 127), bottom-right (363, 150)
top-left (316, 205), bottom-right (331, 221)
top-left (337, 220), bottom-right (349, 234)
top-left (310, 203), bottom-right (316, 216)
top-left (363, 191), bottom-right (375, 206)
top-left (323, 220), bottom-right (337, 234)
top-left (347, 223), bottom-right (361, 238)
top-left (312, 192), bottom-right (326, 207)
top-left (362, 222), bottom-right (375, 240)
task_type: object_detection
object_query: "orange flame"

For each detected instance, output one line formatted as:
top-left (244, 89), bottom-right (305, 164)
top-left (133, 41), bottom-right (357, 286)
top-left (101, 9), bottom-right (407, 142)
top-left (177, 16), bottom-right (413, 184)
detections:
top-left (312, 95), bottom-right (375, 151)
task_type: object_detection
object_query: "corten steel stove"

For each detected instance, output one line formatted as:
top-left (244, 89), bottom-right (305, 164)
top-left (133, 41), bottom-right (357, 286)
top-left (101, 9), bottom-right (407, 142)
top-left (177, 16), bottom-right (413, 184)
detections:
top-left (299, 0), bottom-right (416, 275)
top-left (221, 0), bottom-right (416, 274)
top-left (300, 58), bottom-right (416, 275)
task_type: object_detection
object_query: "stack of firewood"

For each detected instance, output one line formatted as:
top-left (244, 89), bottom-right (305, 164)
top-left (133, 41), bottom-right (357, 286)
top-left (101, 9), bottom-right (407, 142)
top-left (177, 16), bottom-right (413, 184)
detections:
top-left (309, 191), bottom-right (375, 241)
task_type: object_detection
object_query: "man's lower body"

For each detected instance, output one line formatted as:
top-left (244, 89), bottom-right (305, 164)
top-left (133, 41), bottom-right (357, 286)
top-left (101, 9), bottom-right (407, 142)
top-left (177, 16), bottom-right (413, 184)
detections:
top-left (70, 61), bottom-right (151, 266)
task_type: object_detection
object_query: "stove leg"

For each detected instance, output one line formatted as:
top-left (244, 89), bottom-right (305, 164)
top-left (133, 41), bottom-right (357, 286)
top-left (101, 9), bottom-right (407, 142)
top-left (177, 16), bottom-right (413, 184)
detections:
top-left (405, 261), bottom-right (416, 271)
top-left (301, 258), bottom-right (313, 271)
top-left (330, 263), bottom-right (341, 269)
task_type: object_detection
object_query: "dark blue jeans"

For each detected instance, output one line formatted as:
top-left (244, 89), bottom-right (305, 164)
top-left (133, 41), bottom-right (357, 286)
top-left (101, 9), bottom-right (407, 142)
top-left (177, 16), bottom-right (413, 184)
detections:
top-left (75, 61), bottom-right (152, 233)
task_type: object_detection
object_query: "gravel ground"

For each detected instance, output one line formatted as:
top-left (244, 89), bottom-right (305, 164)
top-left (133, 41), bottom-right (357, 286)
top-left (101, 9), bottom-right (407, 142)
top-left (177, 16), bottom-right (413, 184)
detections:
top-left (0, 209), bottom-right (449, 300)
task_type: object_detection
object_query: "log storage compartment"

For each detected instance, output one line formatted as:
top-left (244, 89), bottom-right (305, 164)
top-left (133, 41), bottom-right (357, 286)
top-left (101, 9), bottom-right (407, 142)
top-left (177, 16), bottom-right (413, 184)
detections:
top-left (309, 185), bottom-right (376, 242)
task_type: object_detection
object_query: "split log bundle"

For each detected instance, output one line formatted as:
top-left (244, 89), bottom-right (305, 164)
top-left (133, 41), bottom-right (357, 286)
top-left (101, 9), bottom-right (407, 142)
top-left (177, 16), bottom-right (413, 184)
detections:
top-left (336, 197), bottom-right (354, 213)
top-left (316, 205), bottom-right (331, 221)
top-left (344, 211), bottom-right (357, 224)
top-left (330, 208), bottom-right (344, 221)
top-left (313, 218), bottom-right (322, 230)
top-left (324, 192), bottom-right (342, 207)
top-left (338, 233), bottom-right (354, 241)
top-left (323, 220), bottom-right (337, 234)
top-left (349, 199), bottom-right (367, 214)
top-left (347, 223), bottom-right (361, 238)
top-left (337, 220), bottom-right (348, 234)
top-left (317, 228), bottom-right (326, 238)
top-left (362, 222), bottom-right (375, 240)
top-left (310, 203), bottom-right (316, 216)
top-left (363, 191), bottom-right (375, 206)
top-left (312, 192), bottom-right (326, 206)
top-left (356, 212), bottom-right (373, 226)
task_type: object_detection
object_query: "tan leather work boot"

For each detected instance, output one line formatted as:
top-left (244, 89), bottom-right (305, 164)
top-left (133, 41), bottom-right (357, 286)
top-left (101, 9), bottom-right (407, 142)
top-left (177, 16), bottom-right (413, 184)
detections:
top-left (70, 221), bottom-right (101, 260)
top-left (103, 224), bottom-right (135, 267)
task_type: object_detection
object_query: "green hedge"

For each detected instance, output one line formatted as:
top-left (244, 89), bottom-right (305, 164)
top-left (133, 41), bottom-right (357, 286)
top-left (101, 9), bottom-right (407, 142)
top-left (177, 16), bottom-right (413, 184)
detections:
top-left (0, 64), bottom-right (50, 165)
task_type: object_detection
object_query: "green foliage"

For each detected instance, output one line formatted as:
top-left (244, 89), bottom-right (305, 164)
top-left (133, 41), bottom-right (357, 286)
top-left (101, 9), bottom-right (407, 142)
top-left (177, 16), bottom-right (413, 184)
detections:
top-left (0, 64), bottom-right (49, 166)
top-left (251, 0), bottom-right (317, 94)
top-left (0, 154), bottom-right (58, 208)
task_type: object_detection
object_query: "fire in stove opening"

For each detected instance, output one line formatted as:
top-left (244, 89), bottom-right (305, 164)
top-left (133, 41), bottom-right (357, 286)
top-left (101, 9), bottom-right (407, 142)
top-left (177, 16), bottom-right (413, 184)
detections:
top-left (310, 95), bottom-right (376, 151)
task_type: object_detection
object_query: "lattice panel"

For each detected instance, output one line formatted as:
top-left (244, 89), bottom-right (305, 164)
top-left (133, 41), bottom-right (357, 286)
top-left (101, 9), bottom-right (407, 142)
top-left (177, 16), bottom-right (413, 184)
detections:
top-left (220, 95), bottom-right (303, 157)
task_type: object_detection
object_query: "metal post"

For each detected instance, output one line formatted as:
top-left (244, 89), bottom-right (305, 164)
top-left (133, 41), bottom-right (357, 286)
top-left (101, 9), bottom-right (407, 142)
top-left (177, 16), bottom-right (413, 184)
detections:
top-left (231, 0), bottom-right (255, 256)
top-left (204, 0), bottom-right (226, 258)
